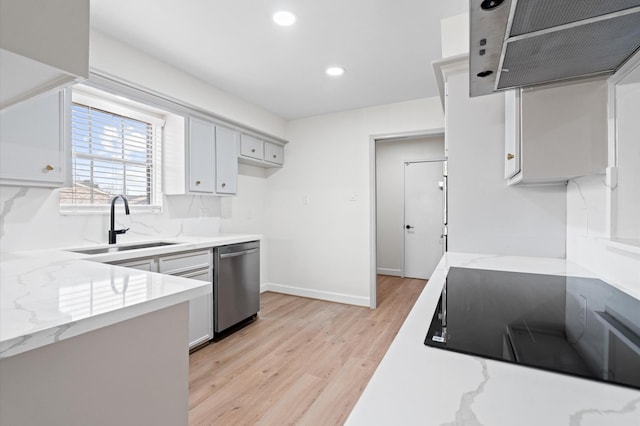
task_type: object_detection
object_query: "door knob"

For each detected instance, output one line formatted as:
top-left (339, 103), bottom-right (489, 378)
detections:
top-left (406, 225), bottom-right (414, 229)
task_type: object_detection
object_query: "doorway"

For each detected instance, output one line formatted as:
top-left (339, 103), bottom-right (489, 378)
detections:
top-left (371, 131), bottom-right (445, 307)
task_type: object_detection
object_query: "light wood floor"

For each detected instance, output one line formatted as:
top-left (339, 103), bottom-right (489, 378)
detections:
top-left (188, 275), bottom-right (427, 425)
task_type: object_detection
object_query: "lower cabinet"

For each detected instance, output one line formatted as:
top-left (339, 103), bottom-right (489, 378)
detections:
top-left (158, 249), bottom-right (213, 350)
top-left (111, 248), bottom-right (214, 350)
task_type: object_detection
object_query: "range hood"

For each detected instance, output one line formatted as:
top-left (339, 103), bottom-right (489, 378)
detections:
top-left (469, 0), bottom-right (640, 97)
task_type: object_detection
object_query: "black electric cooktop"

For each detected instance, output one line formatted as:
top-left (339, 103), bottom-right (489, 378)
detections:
top-left (425, 267), bottom-right (640, 390)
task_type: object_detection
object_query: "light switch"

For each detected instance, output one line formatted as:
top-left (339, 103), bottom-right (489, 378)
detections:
top-left (303, 195), bottom-right (310, 205)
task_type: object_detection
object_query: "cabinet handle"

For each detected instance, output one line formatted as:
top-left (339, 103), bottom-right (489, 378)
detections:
top-left (273, 154), bottom-right (277, 159)
top-left (251, 148), bottom-right (256, 153)
top-left (221, 182), bottom-right (226, 188)
top-left (195, 180), bottom-right (201, 185)
top-left (45, 164), bottom-right (54, 171)
top-left (506, 153), bottom-right (515, 160)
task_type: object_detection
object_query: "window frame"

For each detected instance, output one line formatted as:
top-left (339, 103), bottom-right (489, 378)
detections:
top-left (60, 85), bottom-right (165, 214)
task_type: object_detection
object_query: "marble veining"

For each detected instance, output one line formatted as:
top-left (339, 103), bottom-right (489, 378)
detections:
top-left (347, 253), bottom-right (640, 426)
top-left (442, 358), bottom-right (490, 426)
top-left (0, 234), bottom-right (260, 358)
top-left (0, 187), bottom-right (28, 239)
top-left (569, 397), bottom-right (640, 426)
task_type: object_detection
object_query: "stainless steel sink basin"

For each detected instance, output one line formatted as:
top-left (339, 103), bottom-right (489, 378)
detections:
top-left (69, 241), bottom-right (179, 255)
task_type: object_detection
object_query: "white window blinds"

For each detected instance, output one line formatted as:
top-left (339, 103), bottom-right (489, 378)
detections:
top-left (60, 91), bottom-right (163, 211)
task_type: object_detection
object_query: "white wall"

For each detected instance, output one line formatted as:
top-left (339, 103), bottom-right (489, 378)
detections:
top-left (375, 135), bottom-right (445, 275)
top-left (264, 98), bottom-right (444, 306)
top-left (440, 13), bottom-right (469, 58)
top-left (445, 63), bottom-right (567, 258)
top-left (90, 31), bottom-right (286, 139)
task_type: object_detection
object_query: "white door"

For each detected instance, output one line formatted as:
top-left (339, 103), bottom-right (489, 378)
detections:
top-left (403, 161), bottom-right (444, 279)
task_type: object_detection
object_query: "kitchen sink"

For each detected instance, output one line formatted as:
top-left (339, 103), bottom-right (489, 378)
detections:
top-left (69, 241), bottom-right (179, 255)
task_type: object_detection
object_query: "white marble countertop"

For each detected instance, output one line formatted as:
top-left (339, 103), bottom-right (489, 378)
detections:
top-left (0, 233), bottom-right (261, 358)
top-left (347, 253), bottom-right (640, 426)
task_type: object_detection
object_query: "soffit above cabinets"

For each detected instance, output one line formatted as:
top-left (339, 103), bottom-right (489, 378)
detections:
top-left (470, 0), bottom-right (640, 97)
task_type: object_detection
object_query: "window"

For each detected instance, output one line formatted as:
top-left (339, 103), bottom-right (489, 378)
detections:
top-left (60, 86), bottom-right (164, 212)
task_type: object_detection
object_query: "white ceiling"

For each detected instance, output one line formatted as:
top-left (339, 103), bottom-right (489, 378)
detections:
top-left (90, 0), bottom-right (468, 120)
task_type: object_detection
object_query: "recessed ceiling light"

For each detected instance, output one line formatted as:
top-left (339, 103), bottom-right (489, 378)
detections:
top-left (273, 11), bottom-right (296, 26)
top-left (326, 67), bottom-right (345, 77)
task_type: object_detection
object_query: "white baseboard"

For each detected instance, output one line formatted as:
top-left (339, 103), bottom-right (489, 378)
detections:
top-left (376, 268), bottom-right (402, 277)
top-left (262, 282), bottom-right (370, 307)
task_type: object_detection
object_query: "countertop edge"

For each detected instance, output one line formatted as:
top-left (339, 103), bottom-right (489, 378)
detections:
top-left (0, 233), bottom-right (261, 358)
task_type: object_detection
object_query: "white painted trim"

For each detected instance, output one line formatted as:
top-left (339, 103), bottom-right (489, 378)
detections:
top-left (370, 130), bottom-right (447, 310)
top-left (369, 134), bottom-right (378, 309)
top-left (432, 54), bottom-right (469, 109)
top-left (376, 268), bottom-right (402, 277)
top-left (371, 128), bottom-right (445, 142)
top-left (262, 283), bottom-right (370, 307)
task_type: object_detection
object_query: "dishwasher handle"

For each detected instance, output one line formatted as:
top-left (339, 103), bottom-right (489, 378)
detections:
top-left (219, 248), bottom-right (259, 259)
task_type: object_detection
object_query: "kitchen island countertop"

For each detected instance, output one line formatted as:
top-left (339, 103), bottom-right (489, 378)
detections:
top-left (0, 233), bottom-right (261, 358)
top-left (347, 252), bottom-right (640, 426)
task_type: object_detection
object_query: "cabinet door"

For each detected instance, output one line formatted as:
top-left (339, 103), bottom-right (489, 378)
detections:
top-left (264, 141), bottom-right (283, 165)
top-left (174, 268), bottom-right (213, 349)
top-left (0, 90), bottom-right (68, 186)
top-left (504, 90), bottom-right (521, 179)
top-left (188, 118), bottom-right (215, 193)
top-left (215, 126), bottom-right (238, 195)
top-left (239, 134), bottom-right (263, 160)
top-left (112, 257), bottom-right (156, 272)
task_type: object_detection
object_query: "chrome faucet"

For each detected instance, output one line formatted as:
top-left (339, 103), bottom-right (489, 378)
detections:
top-left (109, 195), bottom-right (130, 244)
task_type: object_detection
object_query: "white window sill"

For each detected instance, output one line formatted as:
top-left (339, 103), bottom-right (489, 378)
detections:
top-left (59, 205), bottom-right (162, 215)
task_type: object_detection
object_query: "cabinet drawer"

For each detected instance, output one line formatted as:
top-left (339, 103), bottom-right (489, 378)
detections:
top-left (158, 250), bottom-right (212, 275)
top-left (172, 268), bottom-right (211, 281)
top-left (264, 141), bottom-right (283, 165)
top-left (112, 257), bottom-right (156, 271)
top-left (240, 134), bottom-right (264, 160)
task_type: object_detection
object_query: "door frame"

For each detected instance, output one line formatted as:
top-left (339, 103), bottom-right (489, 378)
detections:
top-left (402, 159), bottom-right (446, 279)
top-left (369, 128), bottom-right (444, 309)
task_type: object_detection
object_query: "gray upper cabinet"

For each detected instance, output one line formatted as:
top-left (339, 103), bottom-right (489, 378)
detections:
top-left (188, 118), bottom-right (216, 194)
top-left (0, 0), bottom-right (89, 110)
top-left (238, 134), bottom-right (286, 168)
top-left (504, 78), bottom-right (608, 185)
top-left (215, 126), bottom-right (238, 195)
top-left (0, 89), bottom-right (70, 187)
top-left (264, 141), bottom-right (284, 166)
top-left (183, 117), bottom-right (238, 196)
top-left (239, 134), bottom-right (264, 160)
top-left (166, 116), bottom-right (285, 196)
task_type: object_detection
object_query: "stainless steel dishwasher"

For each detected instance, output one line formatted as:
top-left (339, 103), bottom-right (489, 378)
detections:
top-left (213, 241), bottom-right (260, 337)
